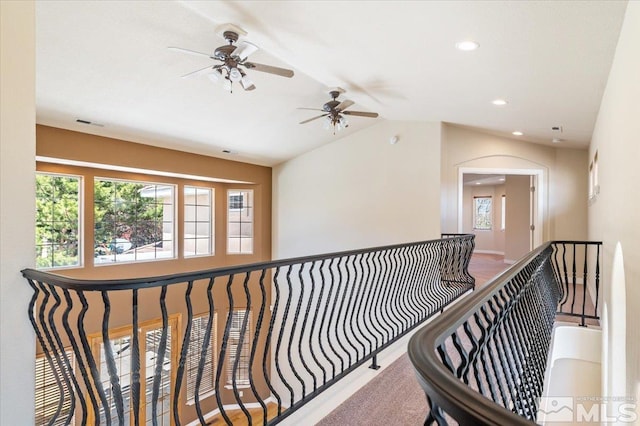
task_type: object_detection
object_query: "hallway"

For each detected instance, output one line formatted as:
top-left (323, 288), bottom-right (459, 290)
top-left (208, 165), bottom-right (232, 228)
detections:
top-left (316, 253), bottom-right (509, 426)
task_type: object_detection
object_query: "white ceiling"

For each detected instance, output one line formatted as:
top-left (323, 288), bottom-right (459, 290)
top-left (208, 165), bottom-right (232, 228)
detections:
top-left (35, 1), bottom-right (627, 167)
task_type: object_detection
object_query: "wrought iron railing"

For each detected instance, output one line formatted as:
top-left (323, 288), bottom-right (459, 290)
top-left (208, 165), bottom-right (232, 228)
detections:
top-left (23, 234), bottom-right (474, 426)
top-left (408, 240), bottom-right (602, 425)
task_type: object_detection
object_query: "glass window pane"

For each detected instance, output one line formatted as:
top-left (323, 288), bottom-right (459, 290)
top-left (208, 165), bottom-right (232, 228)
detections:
top-left (227, 189), bottom-right (253, 254)
top-left (35, 173), bottom-right (81, 270)
top-left (184, 186), bottom-right (213, 257)
top-left (95, 178), bottom-right (175, 265)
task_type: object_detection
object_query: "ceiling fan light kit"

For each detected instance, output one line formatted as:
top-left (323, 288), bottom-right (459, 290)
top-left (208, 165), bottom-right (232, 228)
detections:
top-left (169, 27), bottom-right (294, 93)
top-left (299, 89), bottom-right (379, 135)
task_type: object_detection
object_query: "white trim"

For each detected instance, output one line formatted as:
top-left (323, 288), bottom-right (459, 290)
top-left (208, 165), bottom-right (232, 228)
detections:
top-left (473, 250), bottom-right (504, 255)
top-left (36, 155), bottom-right (253, 184)
top-left (457, 166), bottom-right (545, 249)
top-left (185, 390), bottom-right (216, 406)
top-left (185, 396), bottom-right (277, 426)
top-left (504, 259), bottom-right (517, 265)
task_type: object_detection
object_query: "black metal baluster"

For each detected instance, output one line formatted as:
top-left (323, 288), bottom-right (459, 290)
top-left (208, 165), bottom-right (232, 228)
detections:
top-left (246, 271), bottom-right (268, 424)
top-left (214, 275), bottom-right (235, 425)
top-left (316, 259), bottom-right (338, 379)
top-left (61, 289), bottom-right (90, 425)
top-left (285, 265), bottom-right (305, 403)
top-left (101, 290), bottom-right (124, 425)
top-left (262, 268), bottom-right (283, 415)
top-left (174, 281), bottom-right (194, 426)
top-left (46, 284), bottom-right (81, 426)
top-left (76, 291), bottom-right (110, 426)
top-left (131, 289), bottom-right (140, 426)
top-left (151, 286), bottom-right (169, 426)
top-left (295, 263), bottom-right (315, 395)
top-left (233, 273), bottom-right (252, 423)
top-left (301, 261), bottom-right (324, 389)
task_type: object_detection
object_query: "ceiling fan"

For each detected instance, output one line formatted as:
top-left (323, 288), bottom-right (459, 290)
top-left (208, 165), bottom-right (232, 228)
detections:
top-left (299, 89), bottom-right (379, 133)
top-left (168, 27), bottom-right (294, 93)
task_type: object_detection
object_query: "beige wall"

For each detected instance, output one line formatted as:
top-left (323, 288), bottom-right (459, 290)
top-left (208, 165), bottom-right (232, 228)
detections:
top-left (0, 1), bottom-right (36, 424)
top-left (588, 2), bottom-right (640, 402)
top-left (504, 175), bottom-right (531, 262)
top-left (441, 124), bottom-right (588, 243)
top-left (462, 184), bottom-right (505, 254)
top-left (273, 120), bottom-right (442, 258)
top-left (36, 125), bottom-right (272, 280)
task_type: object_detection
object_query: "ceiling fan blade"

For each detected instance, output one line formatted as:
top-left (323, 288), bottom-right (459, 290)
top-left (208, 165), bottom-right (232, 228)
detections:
top-left (244, 62), bottom-right (294, 78)
top-left (234, 41), bottom-right (259, 61)
top-left (297, 107), bottom-right (325, 111)
top-left (180, 65), bottom-right (217, 79)
top-left (342, 111), bottom-right (379, 118)
top-left (168, 46), bottom-right (213, 59)
top-left (300, 114), bottom-right (328, 124)
top-left (336, 100), bottom-right (355, 111)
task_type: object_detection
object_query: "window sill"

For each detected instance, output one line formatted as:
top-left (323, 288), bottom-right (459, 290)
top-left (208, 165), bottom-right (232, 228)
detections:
top-left (224, 384), bottom-right (251, 390)
top-left (186, 390), bottom-right (216, 406)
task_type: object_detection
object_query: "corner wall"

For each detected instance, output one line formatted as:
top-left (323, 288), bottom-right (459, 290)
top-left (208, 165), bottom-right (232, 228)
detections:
top-left (0, 1), bottom-right (36, 423)
top-left (588, 1), bottom-right (640, 401)
top-left (273, 120), bottom-right (442, 259)
top-left (441, 124), bottom-right (588, 243)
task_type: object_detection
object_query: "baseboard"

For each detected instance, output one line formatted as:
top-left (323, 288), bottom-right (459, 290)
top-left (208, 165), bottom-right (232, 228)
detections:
top-left (474, 250), bottom-right (505, 255)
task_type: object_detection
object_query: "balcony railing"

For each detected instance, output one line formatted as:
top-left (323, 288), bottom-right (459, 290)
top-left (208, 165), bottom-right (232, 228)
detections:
top-left (408, 240), bottom-right (602, 425)
top-left (23, 234), bottom-right (474, 426)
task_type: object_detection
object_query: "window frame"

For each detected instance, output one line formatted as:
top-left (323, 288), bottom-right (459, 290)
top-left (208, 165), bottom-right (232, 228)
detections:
top-left (93, 177), bottom-right (177, 265)
top-left (183, 186), bottom-right (214, 258)
top-left (35, 172), bottom-right (83, 270)
top-left (473, 195), bottom-right (493, 231)
top-left (227, 189), bottom-right (254, 255)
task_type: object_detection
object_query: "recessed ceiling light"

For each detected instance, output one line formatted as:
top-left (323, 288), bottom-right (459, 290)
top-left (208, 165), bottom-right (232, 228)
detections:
top-left (455, 40), bottom-right (479, 51)
top-left (552, 138), bottom-right (563, 144)
top-left (499, 178), bottom-right (505, 181)
top-left (512, 131), bottom-right (523, 136)
top-left (492, 99), bottom-right (508, 106)
top-left (475, 182), bottom-right (481, 185)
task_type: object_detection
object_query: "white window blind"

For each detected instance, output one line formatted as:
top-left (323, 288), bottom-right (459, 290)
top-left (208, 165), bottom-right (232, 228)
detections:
top-left (186, 313), bottom-right (217, 400)
top-left (226, 310), bottom-right (251, 386)
top-left (35, 351), bottom-right (75, 426)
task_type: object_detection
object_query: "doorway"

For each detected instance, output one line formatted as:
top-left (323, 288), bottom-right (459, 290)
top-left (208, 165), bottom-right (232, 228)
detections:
top-left (458, 168), bottom-right (544, 263)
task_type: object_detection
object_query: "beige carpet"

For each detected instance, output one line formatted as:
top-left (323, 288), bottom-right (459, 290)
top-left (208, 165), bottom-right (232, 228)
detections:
top-left (316, 353), bottom-right (427, 426)
top-left (316, 254), bottom-right (510, 425)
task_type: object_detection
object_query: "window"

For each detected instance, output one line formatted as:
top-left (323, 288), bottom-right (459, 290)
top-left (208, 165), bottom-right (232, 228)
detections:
top-left (184, 186), bottom-right (214, 257)
top-left (226, 310), bottom-right (251, 387)
top-left (501, 195), bottom-right (506, 231)
top-left (186, 313), bottom-right (217, 401)
top-left (35, 351), bottom-right (75, 426)
top-left (473, 196), bottom-right (492, 230)
top-left (227, 190), bottom-right (253, 254)
top-left (91, 317), bottom-right (177, 425)
top-left (94, 178), bottom-right (175, 264)
top-left (36, 173), bottom-right (81, 269)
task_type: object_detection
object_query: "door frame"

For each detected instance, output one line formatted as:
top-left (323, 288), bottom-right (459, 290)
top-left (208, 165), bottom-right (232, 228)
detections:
top-left (457, 167), bottom-right (545, 249)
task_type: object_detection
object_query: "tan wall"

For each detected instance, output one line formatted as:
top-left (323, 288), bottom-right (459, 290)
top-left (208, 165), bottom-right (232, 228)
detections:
top-left (441, 124), bottom-right (588, 243)
top-left (588, 2), bottom-right (640, 401)
top-left (0, 2), bottom-right (37, 424)
top-left (504, 175), bottom-right (531, 262)
top-left (35, 125), bottom-right (275, 419)
top-left (462, 184), bottom-right (505, 254)
top-left (273, 120), bottom-right (442, 259)
top-left (36, 125), bottom-right (272, 280)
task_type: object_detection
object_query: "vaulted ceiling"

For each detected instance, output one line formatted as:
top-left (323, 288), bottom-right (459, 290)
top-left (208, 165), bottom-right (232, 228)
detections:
top-left (36, 1), bottom-right (627, 166)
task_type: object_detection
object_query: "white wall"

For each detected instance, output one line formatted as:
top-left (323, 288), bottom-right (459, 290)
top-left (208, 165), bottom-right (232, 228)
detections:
top-left (441, 124), bottom-right (588, 243)
top-left (273, 120), bottom-right (442, 258)
top-left (588, 1), bottom-right (640, 402)
top-left (0, 1), bottom-right (36, 424)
